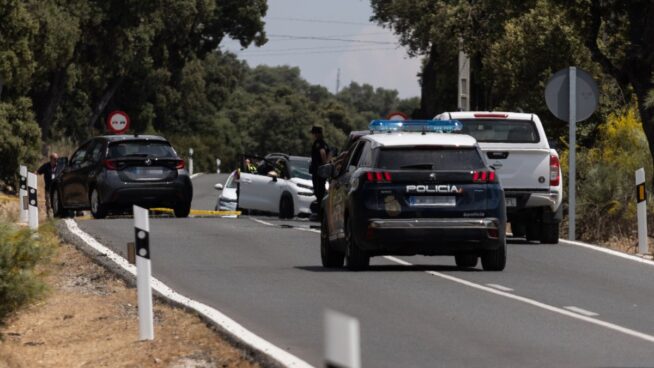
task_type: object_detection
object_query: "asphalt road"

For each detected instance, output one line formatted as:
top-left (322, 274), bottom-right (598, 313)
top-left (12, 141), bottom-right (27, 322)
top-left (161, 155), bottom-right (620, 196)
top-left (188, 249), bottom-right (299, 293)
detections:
top-left (74, 173), bottom-right (654, 367)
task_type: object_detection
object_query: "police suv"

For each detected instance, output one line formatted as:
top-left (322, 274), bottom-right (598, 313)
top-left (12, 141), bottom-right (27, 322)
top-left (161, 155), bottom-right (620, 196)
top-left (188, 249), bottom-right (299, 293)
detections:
top-left (319, 120), bottom-right (507, 271)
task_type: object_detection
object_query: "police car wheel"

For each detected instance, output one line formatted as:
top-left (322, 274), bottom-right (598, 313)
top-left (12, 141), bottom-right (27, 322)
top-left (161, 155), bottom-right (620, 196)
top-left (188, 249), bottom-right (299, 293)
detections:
top-left (454, 254), bottom-right (478, 269)
top-left (540, 222), bottom-right (559, 244)
top-left (345, 217), bottom-right (369, 270)
top-left (90, 189), bottom-right (107, 219)
top-left (481, 241), bottom-right (506, 271)
top-left (321, 216), bottom-right (344, 268)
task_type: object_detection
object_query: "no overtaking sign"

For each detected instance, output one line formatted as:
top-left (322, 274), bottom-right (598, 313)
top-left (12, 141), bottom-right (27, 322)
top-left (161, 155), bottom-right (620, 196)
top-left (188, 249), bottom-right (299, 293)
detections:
top-left (107, 110), bottom-right (130, 134)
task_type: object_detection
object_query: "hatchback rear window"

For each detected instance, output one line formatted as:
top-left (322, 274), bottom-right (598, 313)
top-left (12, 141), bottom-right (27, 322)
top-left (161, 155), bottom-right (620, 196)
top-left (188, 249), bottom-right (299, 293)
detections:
top-left (108, 140), bottom-right (177, 158)
top-left (376, 147), bottom-right (485, 171)
top-left (458, 119), bottom-right (539, 143)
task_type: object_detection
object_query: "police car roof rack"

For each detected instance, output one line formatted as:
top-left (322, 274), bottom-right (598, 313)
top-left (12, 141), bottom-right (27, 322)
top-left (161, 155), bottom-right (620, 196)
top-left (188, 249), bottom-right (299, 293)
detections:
top-left (368, 120), bottom-right (463, 134)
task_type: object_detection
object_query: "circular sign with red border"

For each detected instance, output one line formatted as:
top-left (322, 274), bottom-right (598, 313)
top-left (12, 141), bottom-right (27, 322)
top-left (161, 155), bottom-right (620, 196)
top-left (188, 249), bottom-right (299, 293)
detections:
top-left (385, 111), bottom-right (408, 121)
top-left (106, 110), bottom-right (130, 134)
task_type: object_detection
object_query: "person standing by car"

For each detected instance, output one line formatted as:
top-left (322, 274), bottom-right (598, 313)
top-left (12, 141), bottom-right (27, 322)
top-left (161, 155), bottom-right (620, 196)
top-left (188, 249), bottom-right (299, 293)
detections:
top-left (36, 152), bottom-right (59, 217)
top-left (309, 126), bottom-right (329, 220)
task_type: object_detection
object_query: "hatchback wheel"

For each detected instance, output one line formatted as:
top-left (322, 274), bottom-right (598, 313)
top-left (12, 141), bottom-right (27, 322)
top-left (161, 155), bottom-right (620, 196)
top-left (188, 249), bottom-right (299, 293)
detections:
top-left (279, 195), bottom-right (294, 219)
top-left (90, 189), bottom-right (107, 219)
top-left (455, 254), bottom-right (478, 269)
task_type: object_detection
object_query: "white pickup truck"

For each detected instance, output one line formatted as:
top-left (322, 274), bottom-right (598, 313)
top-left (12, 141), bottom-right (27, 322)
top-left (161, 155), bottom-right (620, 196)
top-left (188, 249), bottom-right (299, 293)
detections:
top-left (435, 112), bottom-right (562, 243)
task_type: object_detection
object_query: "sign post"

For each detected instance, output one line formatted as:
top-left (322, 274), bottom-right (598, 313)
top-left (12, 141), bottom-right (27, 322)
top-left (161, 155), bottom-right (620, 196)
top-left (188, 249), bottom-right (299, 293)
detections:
top-left (324, 310), bottom-right (361, 368)
top-left (545, 67), bottom-right (599, 241)
top-left (106, 110), bottom-right (130, 135)
top-left (636, 168), bottom-right (648, 255)
top-left (19, 165), bottom-right (28, 223)
top-left (133, 205), bottom-right (154, 340)
top-left (27, 172), bottom-right (38, 230)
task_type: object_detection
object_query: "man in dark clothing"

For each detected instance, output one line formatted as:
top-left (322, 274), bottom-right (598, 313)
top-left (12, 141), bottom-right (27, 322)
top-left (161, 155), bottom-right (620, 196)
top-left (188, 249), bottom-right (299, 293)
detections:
top-left (37, 153), bottom-right (59, 217)
top-left (309, 126), bottom-right (329, 219)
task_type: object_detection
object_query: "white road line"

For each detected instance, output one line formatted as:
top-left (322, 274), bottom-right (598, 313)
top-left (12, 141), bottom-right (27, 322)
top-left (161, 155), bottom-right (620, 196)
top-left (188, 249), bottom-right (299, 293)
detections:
top-left (564, 306), bottom-right (599, 317)
top-left (486, 283), bottom-right (514, 292)
top-left (190, 172), bottom-right (203, 179)
top-left (250, 217), bottom-right (276, 227)
top-left (560, 239), bottom-right (654, 268)
top-left (64, 219), bottom-right (313, 368)
top-left (382, 256), bottom-right (654, 344)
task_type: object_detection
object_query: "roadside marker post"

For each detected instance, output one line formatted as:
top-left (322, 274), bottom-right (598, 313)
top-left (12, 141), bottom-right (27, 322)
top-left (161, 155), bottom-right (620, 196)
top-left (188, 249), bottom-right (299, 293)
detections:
top-left (189, 148), bottom-right (194, 177)
top-left (636, 168), bottom-right (648, 255)
top-left (19, 165), bottom-right (28, 223)
top-left (133, 205), bottom-right (154, 340)
top-left (324, 310), bottom-right (361, 368)
top-left (27, 172), bottom-right (38, 230)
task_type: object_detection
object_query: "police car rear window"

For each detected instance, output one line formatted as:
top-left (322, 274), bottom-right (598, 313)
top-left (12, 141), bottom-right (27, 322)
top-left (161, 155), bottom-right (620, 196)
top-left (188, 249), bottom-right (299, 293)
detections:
top-left (108, 141), bottom-right (176, 158)
top-left (458, 119), bottom-right (539, 143)
top-left (376, 147), bottom-right (485, 171)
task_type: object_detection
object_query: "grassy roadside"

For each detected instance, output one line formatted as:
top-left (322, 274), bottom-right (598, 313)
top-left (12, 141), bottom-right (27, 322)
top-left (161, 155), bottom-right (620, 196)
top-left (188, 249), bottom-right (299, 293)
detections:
top-left (0, 196), bottom-right (260, 368)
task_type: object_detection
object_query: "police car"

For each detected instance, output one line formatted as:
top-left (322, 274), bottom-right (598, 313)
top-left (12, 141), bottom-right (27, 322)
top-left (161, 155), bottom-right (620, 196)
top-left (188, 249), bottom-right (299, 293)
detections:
top-left (318, 120), bottom-right (507, 271)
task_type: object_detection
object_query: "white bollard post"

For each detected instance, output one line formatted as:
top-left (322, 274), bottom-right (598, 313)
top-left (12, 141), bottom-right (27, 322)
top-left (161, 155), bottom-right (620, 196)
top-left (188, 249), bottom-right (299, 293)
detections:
top-left (19, 165), bottom-right (28, 223)
top-left (134, 205), bottom-right (154, 340)
top-left (27, 172), bottom-right (38, 230)
top-left (324, 310), bottom-right (361, 368)
top-left (636, 168), bottom-right (648, 255)
top-left (189, 148), bottom-right (194, 176)
top-left (216, 158), bottom-right (221, 174)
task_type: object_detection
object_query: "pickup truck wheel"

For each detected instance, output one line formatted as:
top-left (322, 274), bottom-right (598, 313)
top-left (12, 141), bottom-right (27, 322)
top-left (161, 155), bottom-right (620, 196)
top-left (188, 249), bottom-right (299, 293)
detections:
top-left (540, 223), bottom-right (560, 244)
top-left (321, 215), bottom-right (344, 268)
top-left (481, 241), bottom-right (506, 271)
top-left (279, 195), bottom-right (294, 219)
top-left (526, 222), bottom-right (540, 242)
top-left (455, 254), bottom-right (478, 269)
top-left (345, 217), bottom-right (369, 270)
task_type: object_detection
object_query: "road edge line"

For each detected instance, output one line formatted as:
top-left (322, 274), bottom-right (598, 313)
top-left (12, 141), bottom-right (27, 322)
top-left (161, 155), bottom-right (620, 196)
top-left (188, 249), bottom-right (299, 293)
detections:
top-left (59, 219), bottom-right (313, 368)
top-left (559, 239), bottom-right (654, 267)
top-left (190, 172), bottom-right (203, 179)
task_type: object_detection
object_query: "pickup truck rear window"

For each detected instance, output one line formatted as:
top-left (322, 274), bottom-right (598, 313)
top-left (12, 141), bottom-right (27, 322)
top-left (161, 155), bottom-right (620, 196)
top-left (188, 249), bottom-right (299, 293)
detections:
top-left (108, 140), bottom-right (177, 158)
top-left (458, 119), bottom-right (540, 143)
top-left (376, 147), bottom-right (485, 171)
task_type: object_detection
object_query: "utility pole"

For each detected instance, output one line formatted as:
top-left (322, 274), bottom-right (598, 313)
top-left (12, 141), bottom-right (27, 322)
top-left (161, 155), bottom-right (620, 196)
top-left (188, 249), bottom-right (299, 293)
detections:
top-left (458, 45), bottom-right (470, 111)
top-left (336, 68), bottom-right (341, 95)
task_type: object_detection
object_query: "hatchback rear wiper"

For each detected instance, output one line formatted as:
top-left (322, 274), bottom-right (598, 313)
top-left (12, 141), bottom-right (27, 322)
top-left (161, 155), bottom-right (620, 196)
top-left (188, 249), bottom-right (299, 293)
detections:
top-left (399, 163), bottom-right (433, 170)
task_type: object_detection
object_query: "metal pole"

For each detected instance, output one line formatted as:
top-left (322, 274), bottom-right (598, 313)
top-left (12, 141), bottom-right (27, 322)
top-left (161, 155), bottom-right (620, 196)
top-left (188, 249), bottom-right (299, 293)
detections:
top-left (568, 67), bottom-right (577, 241)
top-left (324, 310), bottom-right (361, 368)
top-left (19, 165), bottom-right (28, 223)
top-left (636, 168), bottom-right (648, 254)
top-left (27, 172), bottom-right (38, 230)
top-left (134, 205), bottom-right (154, 340)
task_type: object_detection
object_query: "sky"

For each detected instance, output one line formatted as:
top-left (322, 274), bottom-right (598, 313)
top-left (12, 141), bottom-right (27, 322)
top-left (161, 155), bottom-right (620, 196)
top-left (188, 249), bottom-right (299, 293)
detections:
top-left (220, 0), bottom-right (422, 98)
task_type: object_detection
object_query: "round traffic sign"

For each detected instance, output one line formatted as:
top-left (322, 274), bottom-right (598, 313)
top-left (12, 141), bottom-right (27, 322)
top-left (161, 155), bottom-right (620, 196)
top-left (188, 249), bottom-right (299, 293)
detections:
top-left (545, 67), bottom-right (599, 123)
top-left (106, 110), bottom-right (130, 134)
top-left (385, 111), bottom-right (408, 121)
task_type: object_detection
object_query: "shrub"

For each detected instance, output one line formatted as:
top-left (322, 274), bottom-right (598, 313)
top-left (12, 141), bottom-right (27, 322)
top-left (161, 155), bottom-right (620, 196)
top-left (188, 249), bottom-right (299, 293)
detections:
top-left (0, 98), bottom-right (42, 190)
top-left (0, 220), bottom-right (57, 325)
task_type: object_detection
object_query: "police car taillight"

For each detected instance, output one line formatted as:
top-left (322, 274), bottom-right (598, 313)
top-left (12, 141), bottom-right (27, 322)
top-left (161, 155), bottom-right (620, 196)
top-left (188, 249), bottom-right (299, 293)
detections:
top-left (176, 159), bottom-right (185, 170)
top-left (365, 171), bottom-right (392, 183)
top-left (473, 171), bottom-right (496, 183)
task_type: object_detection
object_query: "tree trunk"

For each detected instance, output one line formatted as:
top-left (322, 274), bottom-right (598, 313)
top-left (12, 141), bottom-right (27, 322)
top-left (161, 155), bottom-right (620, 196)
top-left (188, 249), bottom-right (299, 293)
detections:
top-left (86, 76), bottom-right (124, 130)
top-left (37, 69), bottom-right (68, 140)
top-left (418, 43), bottom-right (439, 119)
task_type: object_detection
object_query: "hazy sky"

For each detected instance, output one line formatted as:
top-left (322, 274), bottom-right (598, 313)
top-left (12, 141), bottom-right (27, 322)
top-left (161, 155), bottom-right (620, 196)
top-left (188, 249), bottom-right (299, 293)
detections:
top-left (221, 0), bottom-right (422, 98)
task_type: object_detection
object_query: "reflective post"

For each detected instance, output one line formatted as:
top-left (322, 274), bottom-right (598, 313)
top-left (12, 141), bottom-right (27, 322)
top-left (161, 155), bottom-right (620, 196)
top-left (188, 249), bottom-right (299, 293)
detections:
top-left (27, 172), bottom-right (38, 230)
top-left (324, 310), bottom-right (361, 368)
top-left (134, 205), bottom-right (154, 340)
top-left (636, 168), bottom-right (648, 254)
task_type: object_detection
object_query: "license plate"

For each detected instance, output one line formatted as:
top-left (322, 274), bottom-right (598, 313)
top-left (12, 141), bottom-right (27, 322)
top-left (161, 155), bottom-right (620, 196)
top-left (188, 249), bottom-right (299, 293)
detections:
top-left (505, 197), bottom-right (517, 207)
top-left (148, 168), bottom-right (163, 175)
top-left (410, 196), bottom-right (455, 207)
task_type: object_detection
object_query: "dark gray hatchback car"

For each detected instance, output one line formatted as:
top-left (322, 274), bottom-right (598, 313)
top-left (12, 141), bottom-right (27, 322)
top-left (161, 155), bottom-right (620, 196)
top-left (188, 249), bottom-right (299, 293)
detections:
top-left (51, 135), bottom-right (193, 219)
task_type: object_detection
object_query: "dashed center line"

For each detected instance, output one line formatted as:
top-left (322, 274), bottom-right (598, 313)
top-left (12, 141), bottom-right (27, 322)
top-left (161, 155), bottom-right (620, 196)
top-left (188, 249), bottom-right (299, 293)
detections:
top-left (486, 284), bottom-right (514, 292)
top-left (564, 306), bottom-right (599, 317)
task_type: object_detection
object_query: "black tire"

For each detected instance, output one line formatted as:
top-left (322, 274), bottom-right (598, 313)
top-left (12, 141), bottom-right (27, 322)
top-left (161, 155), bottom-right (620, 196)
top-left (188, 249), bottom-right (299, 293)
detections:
top-left (455, 254), bottom-right (478, 269)
top-left (345, 217), bottom-right (369, 270)
top-left (481, 241), bottom-right (507, 271)
top-left (279, 195), bottom-right (294, 219)
top-left (511, 221), bottom-right (526, 238)
top-left (526, 222), bottom-right (540, 242)
top-left (90, 188), bottom-right (107, 219)
top-left (321, 215), bottom-right (344, 268)
top-left (540, 222), bottom-right (560, 244)
top-left (174, 202), bottom-right (191, 218)
top-left (51, 188), bottom-right (68, 218)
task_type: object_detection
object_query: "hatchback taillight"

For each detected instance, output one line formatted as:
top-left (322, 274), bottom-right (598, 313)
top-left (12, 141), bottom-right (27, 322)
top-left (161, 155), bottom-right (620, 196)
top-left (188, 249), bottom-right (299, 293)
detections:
top-left (473, 170), bottom-right (496, 183)
top-left (103, 159), bottom-right (118, 170)
top-left (550, 154), bottom-right (560, 186)
top-left (176, 160), bottom-right (185, 169)
top-left (365, 171), bottom-right (392, 183)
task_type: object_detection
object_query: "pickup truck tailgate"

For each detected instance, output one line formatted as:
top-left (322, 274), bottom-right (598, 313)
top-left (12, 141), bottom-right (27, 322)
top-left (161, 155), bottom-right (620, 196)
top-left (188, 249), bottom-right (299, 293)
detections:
top-left (481, 146), bottom-right (551, 190)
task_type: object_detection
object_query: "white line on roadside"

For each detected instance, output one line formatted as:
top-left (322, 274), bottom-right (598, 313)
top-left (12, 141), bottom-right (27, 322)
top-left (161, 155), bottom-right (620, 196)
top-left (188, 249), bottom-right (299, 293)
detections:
top-left (564, 306), bottom-right (599, 317)
top-left (64, 219), bottom-right (313, 368)
top-left (486, 283), bottom-right (514, 292)
top-left (190, 172), bottom-right (203, 179)
top-left (382, 256), bottom-right (654, 344)
top-left (560, 239), bottom-right (654, 268)
top-left (250, 217), bottom-right (276, 227)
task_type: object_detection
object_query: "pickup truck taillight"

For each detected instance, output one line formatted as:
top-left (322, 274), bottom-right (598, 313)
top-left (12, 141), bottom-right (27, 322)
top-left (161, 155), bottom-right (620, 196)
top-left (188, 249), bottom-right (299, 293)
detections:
top-left (550, 155), bottom-right (560, 186)
top-left (473, 171), bottom-right (496, 183)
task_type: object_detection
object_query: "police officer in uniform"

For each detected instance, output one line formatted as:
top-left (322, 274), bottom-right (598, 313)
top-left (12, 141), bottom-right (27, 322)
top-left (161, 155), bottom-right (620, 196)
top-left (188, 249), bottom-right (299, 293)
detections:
top-left (309, 126), bottom-right (329, 220)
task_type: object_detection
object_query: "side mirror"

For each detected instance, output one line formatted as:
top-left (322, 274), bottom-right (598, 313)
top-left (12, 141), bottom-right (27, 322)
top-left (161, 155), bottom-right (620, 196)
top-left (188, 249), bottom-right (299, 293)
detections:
top-left (214, 183), bottom-right (224, 191)
top-left (317, 164), bottom-right (334, 180)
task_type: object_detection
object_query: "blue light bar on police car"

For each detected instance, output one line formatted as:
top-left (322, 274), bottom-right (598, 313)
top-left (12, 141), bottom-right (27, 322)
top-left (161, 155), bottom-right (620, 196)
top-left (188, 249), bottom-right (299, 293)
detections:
top-left (368, 119), bottom-right (463, 133)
